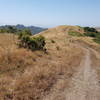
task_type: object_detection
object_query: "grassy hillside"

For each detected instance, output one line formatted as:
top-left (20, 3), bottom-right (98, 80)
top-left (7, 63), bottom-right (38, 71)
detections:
top-left (0, 25), bottom-right (100, 100)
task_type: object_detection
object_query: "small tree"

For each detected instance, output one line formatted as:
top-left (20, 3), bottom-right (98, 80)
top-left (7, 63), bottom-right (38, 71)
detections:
top-left (27, 35), bottom-right (46, 50)
top-left (34, 35), bottom-right (46, 50)
top-left (19, 35), bottom-right (30, 48)
top-left (84, 32), bottom-right (96, 37)
top-left (84, 27), bottom-right (98, 37)
top-left (18, 29), bottom-right (32, 39)
top-left (18, 29), bottom-right (46, 51)
top-left (93, 33), bottom-right (100, 44)
top-left (84, 27), bottom-right (98, 33)
top-left (8, 26), bottom-right (17, 33)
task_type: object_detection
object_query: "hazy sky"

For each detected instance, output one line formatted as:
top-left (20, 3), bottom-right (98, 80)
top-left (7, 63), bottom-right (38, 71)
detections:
top-left (0, 0), bottom-right (100, 27)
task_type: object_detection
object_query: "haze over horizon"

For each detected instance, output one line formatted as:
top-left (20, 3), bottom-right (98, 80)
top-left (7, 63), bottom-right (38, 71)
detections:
top-left (0, 0), bottom-right (100, 27)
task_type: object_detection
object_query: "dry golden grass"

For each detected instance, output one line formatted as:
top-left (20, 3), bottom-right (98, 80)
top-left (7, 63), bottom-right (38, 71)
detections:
top-left (0, 26), bottom-right (89, 100)
top-left (72, 36), bottom-right (100, 52)
top-left (38, 25), bottom-right (84, 39)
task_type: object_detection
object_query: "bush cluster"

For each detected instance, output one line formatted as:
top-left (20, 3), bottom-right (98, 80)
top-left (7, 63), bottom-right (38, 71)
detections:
top-left (18, 29), bottom-right (32, 39)
top-left (83, 27), bottom-right (100, 44)
top-left (84, 27), bottom-right (98, 37)
top-left (84, 27), bottom-right (98, 33)
top-left (68, 26), bottom-right (100, 44)
top-left (84, 32), bottom-right (96, 37)
top-left (93, 33), bottom-right (100, 44)
top-left (0, 26), bottom-right (18, 34)
top-left (18, 29), bottom-right (46, 51)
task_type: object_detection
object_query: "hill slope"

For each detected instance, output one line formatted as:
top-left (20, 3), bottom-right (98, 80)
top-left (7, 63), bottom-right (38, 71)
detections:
top-left (0, 25), bottom-right (100, 100)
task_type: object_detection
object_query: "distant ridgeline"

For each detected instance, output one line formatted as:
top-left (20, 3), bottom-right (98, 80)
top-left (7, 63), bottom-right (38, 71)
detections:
top-left (0, 24), bottom-right (47, 34)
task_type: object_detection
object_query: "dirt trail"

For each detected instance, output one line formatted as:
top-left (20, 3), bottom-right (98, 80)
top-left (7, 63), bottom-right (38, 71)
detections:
top-left (66, 49), bottom-right (100, 100)
top-left (43, 47), bottom-right (100, 100)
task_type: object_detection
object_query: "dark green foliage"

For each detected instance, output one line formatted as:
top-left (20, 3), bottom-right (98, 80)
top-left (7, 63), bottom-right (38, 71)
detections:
top-left (7, 26), bottom-right (17, 33)
top-left (0, 28), bottom-right (5, 33)
top-left (93, 38), bottom-right (100, 44)
top-left (18, 35), bottom-right (30, 48)
top-left (28, 36), bottom-right (46, 50)
top-left (18, 29), bottom-right (32, 39)
top-left (0, 26), bottom-right (17, 34)
top-left (0, 25), bottom-right (47, 35)
top-left (84, 32), bottom-right (96, 37)
top-left (18, 30), bottom-right (46, 51)
top-left (84, 27), bottom-right (99, 38)
top-left (93, 33), bottom-right (100, 44)
top-left (84, 27), bottom-right (98, 33)
top-left (83, 27), bottom-right (100, 44)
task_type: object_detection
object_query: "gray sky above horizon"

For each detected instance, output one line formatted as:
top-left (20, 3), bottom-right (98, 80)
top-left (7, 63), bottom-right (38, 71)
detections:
top-left (0, 0), bottom-right (100, 27)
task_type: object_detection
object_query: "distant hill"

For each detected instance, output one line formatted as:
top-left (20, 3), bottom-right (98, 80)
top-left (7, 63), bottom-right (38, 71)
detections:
top-left (95, 27), bottom-right (100, 32)
top-left (0, 24), bottom-right (47, 34)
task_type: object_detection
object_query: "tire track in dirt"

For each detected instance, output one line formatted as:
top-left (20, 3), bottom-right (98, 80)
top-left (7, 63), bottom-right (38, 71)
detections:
top-left (43, 47), bottom-right (100, 100)
top-left (66, 49), bottom-right (100, 100)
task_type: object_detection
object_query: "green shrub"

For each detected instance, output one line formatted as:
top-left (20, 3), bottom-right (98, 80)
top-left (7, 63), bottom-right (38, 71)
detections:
top-left (84, 27), bottom-right (99, 38)
top-left (18, 35), bottom-right (30, 48)
top-left (84, 32), bottom-right (96, 37)
top-left (0, 29), bottom-right (5, 33)
top-left (18, 29), bottom-right (32, 39)
top-left (27, 35), bottom-right (46, 50)
top-left (84, 27), bottom-right (98, 33)
top-left (0, 26), bottom-right (17, 34)
top-left (18, 34), bottom-right (46, 51)
top-left (93, 38), bottom-right (100, 44)
top-left (93, 33), bottom-right (100, 44)
top-left (7, 26), bottom-right (17, 33)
